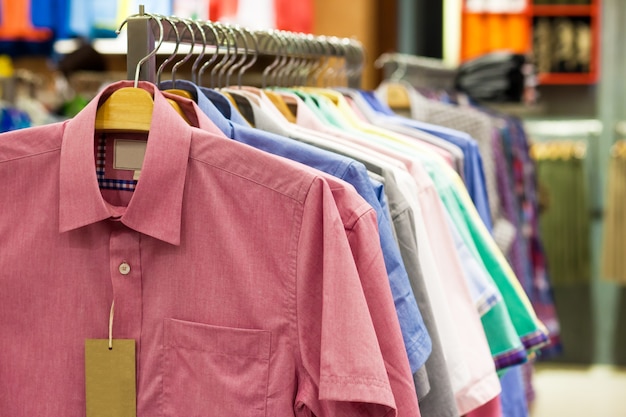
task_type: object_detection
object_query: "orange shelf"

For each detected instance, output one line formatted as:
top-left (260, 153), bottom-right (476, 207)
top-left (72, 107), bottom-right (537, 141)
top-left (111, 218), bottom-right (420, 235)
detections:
top-left (531, 5), bottom-right (596, 16)
top-left (538, 72), bottom-right (598, 84)
top-left (460, 0), bottom-right (601, 85)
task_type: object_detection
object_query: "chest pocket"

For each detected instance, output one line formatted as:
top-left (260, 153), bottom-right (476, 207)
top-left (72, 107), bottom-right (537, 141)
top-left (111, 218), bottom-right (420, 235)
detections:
top-left (162, 318), bottom-right (271, 417)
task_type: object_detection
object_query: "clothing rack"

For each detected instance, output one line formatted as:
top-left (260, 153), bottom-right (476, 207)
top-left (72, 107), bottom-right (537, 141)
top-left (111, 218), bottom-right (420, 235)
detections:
top-left (123, 6), bottom-right (365, 88)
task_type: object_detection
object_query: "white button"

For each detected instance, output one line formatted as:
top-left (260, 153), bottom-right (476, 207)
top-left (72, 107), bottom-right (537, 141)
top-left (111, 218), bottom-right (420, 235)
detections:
top-left (119, 262), bottom-right (131, 275)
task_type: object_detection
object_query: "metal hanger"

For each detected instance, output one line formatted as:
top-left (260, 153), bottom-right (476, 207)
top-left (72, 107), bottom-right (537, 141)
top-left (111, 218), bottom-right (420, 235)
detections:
top-left (236, 27), bottom-right (259, 88)
top-left (197, 21), bottom-right (222, 87)
top-left (314, 36), bottom-right (335, 87)
top-left (212, 23), bottom-right (233, 88)
top-left (288, 33), bottom-right (307, 87)
top-left (306, 37), bottom-right (326, 87)
top-left (217, 23), bottom-right (240, 88)
top-left (274, 31), bottom-right (292, 87)
top-left (261, 30), bottom-right (283, 88)
top-left (298, 34), bottom-right (316, 86)
top-left (346, 39), bottom-right (365, 87)
top-left (225, 25), bottom-right (248, 87)
top-left (170, 18), bottom-right (196, 86)
top-left (286, 33), bottom-right (303, 86)
top-left (155, 15), bottom-right (180, 85)
top-left (333, 37), bottom-right (350, 87)
top-left (190, 20), bottom-right (207, 85)
top-left (300, 34), bottom-right (320, 86)
top-left (95, 11), bottom-right (164, 132)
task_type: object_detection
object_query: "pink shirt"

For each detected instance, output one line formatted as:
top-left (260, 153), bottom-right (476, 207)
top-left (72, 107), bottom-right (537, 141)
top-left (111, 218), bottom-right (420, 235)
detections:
top-left (0, 81), bottom-right (399, 416)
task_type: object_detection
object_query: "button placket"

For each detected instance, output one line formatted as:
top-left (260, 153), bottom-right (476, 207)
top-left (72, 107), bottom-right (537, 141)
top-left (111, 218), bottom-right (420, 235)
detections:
top-left (109, 227), bottom-right (143, 343)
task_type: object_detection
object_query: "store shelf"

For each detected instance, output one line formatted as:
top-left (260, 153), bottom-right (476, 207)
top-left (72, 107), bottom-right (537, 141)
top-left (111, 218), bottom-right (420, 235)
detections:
top-left (460, 0), bottom-right (601, 85)
top-left (538, 72), bottom-right (598, 84)
top-left (531, 5), bottom-right (596, 16)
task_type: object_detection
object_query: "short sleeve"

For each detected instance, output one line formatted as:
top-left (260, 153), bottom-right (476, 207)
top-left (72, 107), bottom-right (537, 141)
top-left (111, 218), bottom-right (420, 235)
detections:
top-left (341, 199), bottom-right (424, 416)
top-left (295, 177), bottom-right (396, 417)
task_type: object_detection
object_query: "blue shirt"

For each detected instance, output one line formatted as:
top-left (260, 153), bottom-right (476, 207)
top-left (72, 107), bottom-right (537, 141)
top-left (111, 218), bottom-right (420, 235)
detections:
top-left (159, 80), bottom-right (432, 373)
top-left (359, 91), bottom-right (493, 232)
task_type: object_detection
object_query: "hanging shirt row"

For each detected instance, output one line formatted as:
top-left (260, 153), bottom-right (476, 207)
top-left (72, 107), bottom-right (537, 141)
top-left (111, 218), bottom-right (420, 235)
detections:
top-left (0, 27), bottom-right (557, 417)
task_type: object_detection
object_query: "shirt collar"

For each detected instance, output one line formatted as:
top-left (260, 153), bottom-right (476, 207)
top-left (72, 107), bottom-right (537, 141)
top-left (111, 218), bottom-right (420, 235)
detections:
top-left (199, 87), bottom-right (250, 128)
top-left (59, 80), bottom-right (191, 245)
top-left (160, 79), bottom-right (234, 137)
top-left (161, 90), bottom-right (227, 137)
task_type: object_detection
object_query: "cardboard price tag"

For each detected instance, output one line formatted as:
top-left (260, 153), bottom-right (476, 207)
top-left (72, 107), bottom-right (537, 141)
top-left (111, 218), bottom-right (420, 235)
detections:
top-left (85, 339), bottom-right (136, 417)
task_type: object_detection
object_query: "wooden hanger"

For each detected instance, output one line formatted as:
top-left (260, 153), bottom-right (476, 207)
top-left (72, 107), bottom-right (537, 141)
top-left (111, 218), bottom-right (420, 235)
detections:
top-left (165, 88), bottom-right (194, 100)
top-left (95, 13), bottom-right (190, 132)
top-left (95, 87), bottom-right (154, 132)
top-left (385, 82), bottom-right (411, 111)
top-left (95, 83), bottom-right (191, 133)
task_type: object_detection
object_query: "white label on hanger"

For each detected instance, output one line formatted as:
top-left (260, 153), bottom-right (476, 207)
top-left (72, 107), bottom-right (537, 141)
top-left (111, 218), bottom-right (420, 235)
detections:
top-left (114, 140), bottom-right (147, 171)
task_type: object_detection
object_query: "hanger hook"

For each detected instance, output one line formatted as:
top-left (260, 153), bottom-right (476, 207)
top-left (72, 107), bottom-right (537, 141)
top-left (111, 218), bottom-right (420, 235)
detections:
top-left (191, 20), bottom-right (207, 84)
top-left (217, 24), bottom-right (239, 88)
top-left (276, 32), bottom-right (292, 87)
top-left (312, 36), bottom-right (332, 86)
top-left (296, 33), bottom-right (313, 86)
top-left (282, 31), bottom-right (300, 87)
top-left (387, 56), bottom-right (408, 82)
top-left (334, 37), bottom-right (349, 87)
top-left (156, 15), bottom-right (180, 85)
top-left (118, 12), bottom-right (164, 88)
top-left (212, 22), bottom-right (232, 88)
top-left (274, 32), bottom-right (291, 87)
top-left (348, 40), bottom-right (362, 87)
top-left (347, 39), bottom-right (365, 87)
top-left (283, 32), bottom-right (301, 87)
top-left (293, 34), bottom-right (308, 87)
top-left (261, 30), bottom-right (281, 88)
top-left (329, 37), bottom-right (345, 87)
top-left (309, 35), bottom-right (326, 86)
top-left (226, 25), bottom-right (248, 87)
top-left (238, 27), bottom-right (259, 88)
top-left (314, 36), bottom-right (334, 88)
top-left (198, 22), bottom-right (222, 87)
top-left (298, 34), bottom-right (314, 86)
top-left (171, 18), bottom-right (196, 85)
top-left (326, 37), bottom-right (341, 87)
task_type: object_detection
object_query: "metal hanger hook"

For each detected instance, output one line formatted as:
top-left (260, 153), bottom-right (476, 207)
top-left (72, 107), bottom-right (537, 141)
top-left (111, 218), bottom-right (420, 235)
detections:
top-left (170, 17), bottom-right (196, 85)
top-left (237, 27), bottom-right (259, 88)
top-left (225, 24), bottom-right (248, 88)
top-left (155, 15), bottom-right (180, 85)
top-left (117, 12), bottom-right (165, 88)
top-left (212, 22), bottom-right (233, 88)
top-left (261, 29), bottom-right (282, 88)
top-left (197, 21), bottom-right (222, 87)
top-left (191, 20), bottom-right (208, 84)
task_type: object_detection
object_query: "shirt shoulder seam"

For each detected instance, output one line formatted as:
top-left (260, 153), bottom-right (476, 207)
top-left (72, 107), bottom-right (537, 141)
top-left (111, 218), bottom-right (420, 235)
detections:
top-left (188, 155), bottom-right (313, 204)
top-left (0, 147), bottom-right (61, 164)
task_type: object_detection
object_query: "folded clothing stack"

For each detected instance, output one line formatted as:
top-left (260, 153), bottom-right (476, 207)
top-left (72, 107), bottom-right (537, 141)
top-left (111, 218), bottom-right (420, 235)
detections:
top-left (455, 51), bottom-right (530, 103)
